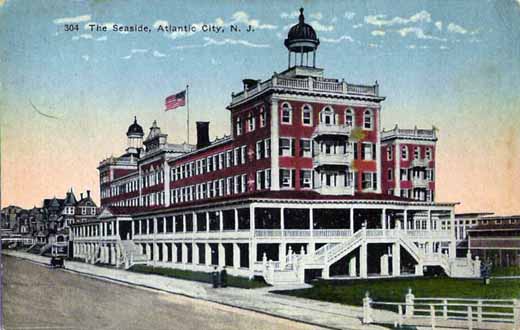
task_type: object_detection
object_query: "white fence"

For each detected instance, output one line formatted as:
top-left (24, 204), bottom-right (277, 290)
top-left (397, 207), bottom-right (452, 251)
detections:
top-left (363, 289), bottom-right (519, 330)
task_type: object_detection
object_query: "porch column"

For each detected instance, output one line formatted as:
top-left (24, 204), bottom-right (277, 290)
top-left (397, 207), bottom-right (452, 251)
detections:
top-left (381, 208), bottom-right (387, 230)
top-left (193, 243), bottom-right (199, 265)
top-left (205, 243), bottom-right (211, 266)
top-left (380, 254), bottom-right (389, 276)
top-left (392, 242), bottom-right (401, 276)
top-left (218, 243), bottom-right (225, 267)
top-left (171, 243), bottom-right (177, 263)
top-left (163, 243), bottom-right (169, 262)
top-left (234, 208), bottom-right (239, 231)
top-left (449, 209), bottom-right (456, 258)
top-left (110, 244), bottom-right (116, 265)
top-left (360, 242), bottom-right (368, 278)
top-left (349, 256), bottom-right (357, 277)
top-left (181, 243), bottom-right (188, 264)
top-left (403, 209), bottom-right (408, 233)
top-left (233, 243), bottom-right (240, 269)
top-left (279, 242), bottom-right (286, 268)
top-left (115, 243), bottom-right (121, 267)
top-left (115, 219), bottom-right (119, 238)
top-left (350, 208), bottom-right (355, 232)
top-left (219, 211), bottom-right (223, 232)
top-left (249, 205), bottom-right (257, 277)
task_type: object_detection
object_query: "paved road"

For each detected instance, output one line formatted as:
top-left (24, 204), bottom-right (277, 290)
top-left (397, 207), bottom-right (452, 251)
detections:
top-left (2, 255), bottom-right (324, 330)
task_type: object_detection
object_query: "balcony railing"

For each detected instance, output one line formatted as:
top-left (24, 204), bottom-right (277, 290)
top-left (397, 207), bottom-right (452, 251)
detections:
top-left (312, 123), bottom-right (352, 137)
top-left (313, 152), bottom-right (353, 167)
top-left (411, 158), bottom-right (430, 168)
top-left (411, 177), bottom-right (429, 188)
top-left (230, 75), bottom-right (379, 105)
top-left (254, 229), bottom-right (352, 238)
top-left (314, 186), bottom-right (355, 196)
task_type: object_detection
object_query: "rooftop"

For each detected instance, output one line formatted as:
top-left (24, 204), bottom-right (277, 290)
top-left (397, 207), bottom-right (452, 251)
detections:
top-left (381, 125), bottom-right (437, 142)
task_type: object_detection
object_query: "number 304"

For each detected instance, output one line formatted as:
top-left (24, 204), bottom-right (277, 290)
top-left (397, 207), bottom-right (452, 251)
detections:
top-left (65, 24), bottom-right (79, 31)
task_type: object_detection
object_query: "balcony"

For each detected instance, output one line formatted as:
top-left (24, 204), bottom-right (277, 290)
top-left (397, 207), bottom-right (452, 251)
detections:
top-left (411, 158), bottom-right (430, 168)
top-left (312, 123), bottom-right (351, 138)
top-left (313, 152), bottom-right (353, 167)
top-left (230, 73), bottom-right (380, 105)
top-left (254, 229), bottom-right (352, 239)
top-left (411, 177), bottom-right (429, 188)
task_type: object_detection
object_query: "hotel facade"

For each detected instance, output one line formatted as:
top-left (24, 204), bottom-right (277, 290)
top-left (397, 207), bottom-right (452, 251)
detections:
top-left (71, 9), bottom-right (480, 285)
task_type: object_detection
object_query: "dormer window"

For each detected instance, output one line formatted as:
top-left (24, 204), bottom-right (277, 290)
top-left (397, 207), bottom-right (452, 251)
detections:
top-left (363, 109), bottom-right (373, 130)
top-left (281, 103), bottom-right (292, 124)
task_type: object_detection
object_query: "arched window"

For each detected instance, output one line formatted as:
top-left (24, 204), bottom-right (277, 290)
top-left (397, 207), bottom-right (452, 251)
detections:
top-left (302, 104), bottom-right (312, 126)
top-left (320, 106), bottom-right (335, 125)
top-left (363, 109), bottom-right (373, 129)
top-left (345, 108), bottom-right (355, 127)
top-left (281, 102), bottom-right (292, 124)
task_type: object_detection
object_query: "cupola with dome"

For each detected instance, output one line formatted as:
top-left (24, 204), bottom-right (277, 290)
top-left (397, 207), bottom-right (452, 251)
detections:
top-left (126, 116), bottom-right (144, 155)
top-left (284, 8), bottom-right (320, 68)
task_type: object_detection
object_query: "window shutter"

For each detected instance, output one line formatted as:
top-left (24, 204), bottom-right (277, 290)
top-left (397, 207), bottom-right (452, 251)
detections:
top-left (291, 169), bottom-right (296, 188)
top-left (372, 143), bottom-right (377, 161)
top-left (279, 139), bottom-right (283, 156)
top-left (299, 140), bottom-right (304, 157)
top-left (354, 143), bottom-right (358, 159)
top-left (361, 144), bottom-right (366, 160)
top-left (353, 172), bottom-right (358, 192)
top-left (373, 173), bottom-right (378, 190)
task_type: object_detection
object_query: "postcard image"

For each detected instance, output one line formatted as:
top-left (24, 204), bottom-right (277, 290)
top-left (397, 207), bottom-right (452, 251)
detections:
top-left (1, 1), bottom-right (520, 329)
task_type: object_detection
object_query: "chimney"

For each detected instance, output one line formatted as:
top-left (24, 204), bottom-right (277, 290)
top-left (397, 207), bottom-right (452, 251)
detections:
top-left (196, 121), bottom-right (210, 149)
top-left (87, 190), bottom-right (91, 198)
top-left (80, 193), bottom-right (84, 199)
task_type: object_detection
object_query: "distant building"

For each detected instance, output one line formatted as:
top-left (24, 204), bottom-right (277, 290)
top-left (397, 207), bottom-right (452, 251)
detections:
top-left (1, 205), bottom-right (23, 231)
top-left (466, 215), bottom-right (520, 268)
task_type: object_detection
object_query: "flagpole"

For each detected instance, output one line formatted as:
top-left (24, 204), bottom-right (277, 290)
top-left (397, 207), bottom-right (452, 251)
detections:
top-left (186, 84), bottom-right (190, 145)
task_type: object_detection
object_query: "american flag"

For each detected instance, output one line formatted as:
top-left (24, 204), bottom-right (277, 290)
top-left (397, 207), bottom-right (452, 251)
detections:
top-left (165, 90), bottom-right (186, 111)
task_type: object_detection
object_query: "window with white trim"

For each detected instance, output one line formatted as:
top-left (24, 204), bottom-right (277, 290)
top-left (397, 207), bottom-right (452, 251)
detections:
top-left (363, 109), bottom-right (373, 130)
top-left (236, 116), bottom-right (243, 135)
top-left (387, 145), bottom-right (393, 160)
top-left (259, 107), bottom-right (266, 128)
top-left (241, 145), bottom-right (247, 164)
top-left (241, 174), bottom-right (247, 193)
top-left (247, 112), bottom-right (255, 132)
top-left (264, 139), bottom-right (271, 159)
top-left (426, 147), bottom-right (432, 160)
top-left (302, 105), bottom-right (312, 126)
top-left (320, 106), bottom-right (335, 125)
top-left (281, 103), bottom-right (292, 124)
top-left (345, 108), bottom-right (355, 127)
top-left (401, 146), bottom-right (408, 160)
top-left (414, 147), bottom-right (420, 160)
top-left (300, 139), bottom-right (312, 157)
top-left (300, 170), bottom-right (312, 188)
top-left (388, 168), bottom-right (393, 181)
top-left (279, 169), bottom-right (295, 188)
top-left (279, 137), bottom-right (294, 156)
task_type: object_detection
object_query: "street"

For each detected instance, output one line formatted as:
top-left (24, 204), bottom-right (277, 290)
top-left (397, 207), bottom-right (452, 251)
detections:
top-left (2, 255), bottom-right (322, 330)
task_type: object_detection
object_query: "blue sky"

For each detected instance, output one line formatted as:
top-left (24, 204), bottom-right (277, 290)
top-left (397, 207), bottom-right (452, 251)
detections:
top-left (1, 0), bottom-right (520, 213)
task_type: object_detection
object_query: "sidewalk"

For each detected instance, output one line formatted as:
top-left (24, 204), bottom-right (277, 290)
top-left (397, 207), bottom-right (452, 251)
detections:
top-left (2, 250), bottom-right (391, 330)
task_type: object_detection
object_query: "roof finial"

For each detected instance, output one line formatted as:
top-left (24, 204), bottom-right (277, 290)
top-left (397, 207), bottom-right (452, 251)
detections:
top-left (299, 7), bottom-right (304, 24)
top-left (134, 116), bottom-right (137, 123)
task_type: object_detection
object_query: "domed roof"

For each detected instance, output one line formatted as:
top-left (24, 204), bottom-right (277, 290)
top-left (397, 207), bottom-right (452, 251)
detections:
top-left (127, 116), bottom-right (144, 136)
top-left (284, 8), bottom-right (319, 53)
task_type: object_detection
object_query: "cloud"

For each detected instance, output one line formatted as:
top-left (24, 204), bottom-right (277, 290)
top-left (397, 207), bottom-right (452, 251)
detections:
top-left (396, 26), bottom-right (446, 41)
top-left (407, 44), bottom-right (416, 49)
top-left (81, 55), bottom-right (89, 61)
top-left (440, 45), bottom-right (448, 50)
top-left (368, 43), bottom-right (380, 48)
top-left (447, 22), bottom-right (467, 34)
top-left (72, 34), bottom-right (93, 41)
top-left (321, 35), bottom-right (354, 43)
top-left (53, 14), bottom-right (91, 25)
top-left (364, 10), bottom-right (431, 27)
top-left (280, 11), bottom-right (299, 19)
top-left (203, 37), bottom-right (270, 48)
top-left (96, 36), bottom-right (107, 41)
top-left (344, 12), bottom-right (356, 20)
top-left (309, 12), bottom-right (323, 20)
top-left (371, 30), bottom-right (386, 36)
top-left (121, 55), bottom-right (132, 60)
top-left (435, 21), bottom-right (443, 31)
top-left (309, 20), bottom-right (334, 32)
top-left (352, 23), bottom-right (363, 29)
top-left (153, 50), bottom-right (167, 57)
top-left (230, 11), bottom-right (276, 30)
top-left (131, 49), bottom-right (148, 53)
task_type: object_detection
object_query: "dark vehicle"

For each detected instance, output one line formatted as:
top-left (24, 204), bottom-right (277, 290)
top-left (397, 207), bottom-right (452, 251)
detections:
top-left (49, 242), bottom-right (67, 268)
